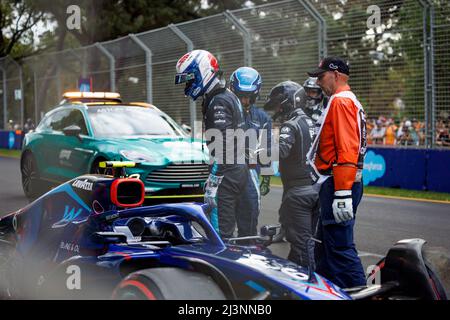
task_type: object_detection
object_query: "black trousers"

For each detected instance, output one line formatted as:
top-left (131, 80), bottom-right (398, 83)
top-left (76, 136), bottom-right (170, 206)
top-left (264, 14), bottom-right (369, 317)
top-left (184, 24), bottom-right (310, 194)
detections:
top-left (279, 185), bottom-right (320, 267)
top-left (216, 165), bottom-right (249, 238)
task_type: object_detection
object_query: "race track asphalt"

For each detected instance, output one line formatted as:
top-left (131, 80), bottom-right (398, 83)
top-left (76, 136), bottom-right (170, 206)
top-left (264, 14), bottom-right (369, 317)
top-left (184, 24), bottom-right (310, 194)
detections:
top-left (1, 156), bottom-right (449, 293)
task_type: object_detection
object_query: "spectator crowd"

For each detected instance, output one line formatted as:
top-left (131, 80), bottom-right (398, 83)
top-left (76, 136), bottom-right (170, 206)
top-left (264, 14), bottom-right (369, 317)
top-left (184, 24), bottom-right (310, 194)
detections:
top-left (367, 116), bottom-right (450, 147)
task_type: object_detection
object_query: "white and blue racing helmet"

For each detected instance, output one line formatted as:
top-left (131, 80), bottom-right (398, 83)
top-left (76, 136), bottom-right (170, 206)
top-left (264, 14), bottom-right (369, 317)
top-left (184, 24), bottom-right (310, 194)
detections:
top-left (175, 49), bottom-right (220, 101)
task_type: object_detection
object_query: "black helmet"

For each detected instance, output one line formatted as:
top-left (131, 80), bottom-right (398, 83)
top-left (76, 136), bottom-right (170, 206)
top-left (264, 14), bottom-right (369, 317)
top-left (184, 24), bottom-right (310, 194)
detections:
top-left (264, 81), bottom-right (302, 121)
top-left (303, 77), bottom-right (323, 104)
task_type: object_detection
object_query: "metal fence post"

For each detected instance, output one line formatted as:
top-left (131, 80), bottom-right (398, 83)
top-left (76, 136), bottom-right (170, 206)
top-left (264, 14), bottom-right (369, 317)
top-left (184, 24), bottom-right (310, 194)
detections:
top-left (6, 57), bottom-right (25, 128)
top-left (33, 69), bottom-right (38, 124)
top-left (419, 0), bottom-right (433, 148)
top-left (224, 10), bottom-right (252, 67)
top-left (429, 1), bottom-right (436, 147)
top-left (299, 0), bottom-right (327, 60)
top-left (22, 56), bottom-right (38, 124)
top-left (18, 64), bottom-right (24, 128)
top-left (0, 65), bottom-right (7, 130)
top-left (129, 34), bottom-right (153, 104)
top-left (168, 23), bottom-right (196, 136)
top-left (95, 42), bottom-right (116, 92)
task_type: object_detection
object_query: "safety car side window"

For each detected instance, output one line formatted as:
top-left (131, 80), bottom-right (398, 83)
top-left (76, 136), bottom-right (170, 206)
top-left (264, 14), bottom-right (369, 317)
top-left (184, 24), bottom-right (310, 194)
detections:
top-left (36, 115), bottom-right (52, 132)
top-left (48, 109), bottom-right (71, 133)
top-left (65, 109), bottom-right (89, 135)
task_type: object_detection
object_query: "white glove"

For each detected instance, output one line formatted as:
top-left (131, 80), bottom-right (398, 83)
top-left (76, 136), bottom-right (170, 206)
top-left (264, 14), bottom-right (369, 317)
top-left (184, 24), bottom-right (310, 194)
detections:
top-left (332, 190), bottom-right (354, 223)
top-left (204, 174), bottom-right (223, 208)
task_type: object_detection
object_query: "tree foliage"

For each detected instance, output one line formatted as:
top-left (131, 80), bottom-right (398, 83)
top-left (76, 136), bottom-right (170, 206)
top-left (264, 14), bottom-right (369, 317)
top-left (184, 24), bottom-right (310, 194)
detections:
top-left (0, 0), bottom-right (45, 57)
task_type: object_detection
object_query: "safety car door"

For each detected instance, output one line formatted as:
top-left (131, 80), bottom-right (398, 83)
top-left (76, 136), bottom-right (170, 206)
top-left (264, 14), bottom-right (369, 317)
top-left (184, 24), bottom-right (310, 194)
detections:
top-left (55, 108), bottom-right (94, 179)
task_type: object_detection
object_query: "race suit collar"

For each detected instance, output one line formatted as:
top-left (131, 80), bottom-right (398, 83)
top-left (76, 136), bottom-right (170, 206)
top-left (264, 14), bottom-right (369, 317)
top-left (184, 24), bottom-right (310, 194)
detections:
top-left (287, 108), bottom-right (307, 120)
top-left (202, 83), bottom-right (227, 116)
top-left (334, 84), bottom-right (351, 95)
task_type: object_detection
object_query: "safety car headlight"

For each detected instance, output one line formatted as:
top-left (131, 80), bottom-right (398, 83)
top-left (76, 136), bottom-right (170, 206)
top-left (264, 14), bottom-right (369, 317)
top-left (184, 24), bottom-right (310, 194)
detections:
top-left (119, 150), bottom-right (154, 163)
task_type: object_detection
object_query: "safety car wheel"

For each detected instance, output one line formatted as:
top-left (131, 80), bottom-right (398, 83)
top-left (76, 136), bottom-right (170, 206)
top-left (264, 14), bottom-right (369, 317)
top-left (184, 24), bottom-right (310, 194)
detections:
top-left (112, 267), bottom-right (226, 300)
top-left (21, 152), bottom-right (43, 201)
top-left (90, 158), bottom-right (107, 175)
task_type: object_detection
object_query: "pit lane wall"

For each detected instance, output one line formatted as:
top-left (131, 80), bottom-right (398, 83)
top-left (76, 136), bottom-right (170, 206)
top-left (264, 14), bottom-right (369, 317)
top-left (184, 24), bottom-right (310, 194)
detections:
top-left (363, 147), bottom-right (450, 193)
top-left (0, 130), bottom-right (24, 150)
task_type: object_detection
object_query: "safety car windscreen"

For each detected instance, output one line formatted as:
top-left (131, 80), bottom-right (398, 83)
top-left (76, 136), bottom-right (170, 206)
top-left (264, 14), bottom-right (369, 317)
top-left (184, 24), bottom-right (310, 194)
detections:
top-left (88, 106), bottom-right (185, 138)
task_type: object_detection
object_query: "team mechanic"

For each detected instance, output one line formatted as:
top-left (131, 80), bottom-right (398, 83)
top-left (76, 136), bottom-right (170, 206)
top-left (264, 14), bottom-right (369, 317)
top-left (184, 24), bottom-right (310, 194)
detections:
top-left (302, 77), bottom-right (327, 124)
top-left (272, 77), bottom-right (327, 244)
top-left (175, 49), bottom-right (251, 238)
top-left (307, 57), bottom-right (367, 288)
top-left (229, 67), bottom-right (273, 236)
top-left (264, 81), bottom-right (319, 267)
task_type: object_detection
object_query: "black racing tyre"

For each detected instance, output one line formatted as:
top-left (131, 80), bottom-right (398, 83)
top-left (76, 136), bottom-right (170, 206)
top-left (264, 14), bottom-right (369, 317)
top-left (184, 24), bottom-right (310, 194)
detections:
top-left (112, 267), bottom-right (226, 300)
top-left (20, 152), bottom-right (44, 201)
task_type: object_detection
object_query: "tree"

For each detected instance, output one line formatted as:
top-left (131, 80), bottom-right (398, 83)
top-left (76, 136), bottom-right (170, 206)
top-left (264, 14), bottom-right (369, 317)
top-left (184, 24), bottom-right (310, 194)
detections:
top-left (31, 0), bottom-right (205, 47)
top-left (0, 0), bottom-right (45, 57)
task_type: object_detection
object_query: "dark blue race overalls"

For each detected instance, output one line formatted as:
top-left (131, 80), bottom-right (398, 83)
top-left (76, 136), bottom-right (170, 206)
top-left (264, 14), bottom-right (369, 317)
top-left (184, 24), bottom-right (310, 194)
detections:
top-left (236, 105), bottom-right (272, 236)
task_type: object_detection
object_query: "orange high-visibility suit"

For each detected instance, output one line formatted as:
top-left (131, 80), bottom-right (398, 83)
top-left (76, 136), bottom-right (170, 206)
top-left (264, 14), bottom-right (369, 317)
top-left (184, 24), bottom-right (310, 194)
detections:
top-left (315, 85), bottom-right (361, 191)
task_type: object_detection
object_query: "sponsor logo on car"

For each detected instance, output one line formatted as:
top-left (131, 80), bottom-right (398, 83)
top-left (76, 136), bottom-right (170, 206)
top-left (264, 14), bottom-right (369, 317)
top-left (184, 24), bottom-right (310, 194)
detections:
top-left (72, 179), bottom-right (93, 191)
top-left (60, 241), bottom-right (80, 253)
top-left (59, 149), bottom-right (72, 161)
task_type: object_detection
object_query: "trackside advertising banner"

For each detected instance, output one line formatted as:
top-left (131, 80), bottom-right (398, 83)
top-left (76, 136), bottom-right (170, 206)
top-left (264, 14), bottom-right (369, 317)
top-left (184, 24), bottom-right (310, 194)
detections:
top-left (363, 147), bottom-right (450, 193)
top-left (0, 130), bottom-right (24, 150)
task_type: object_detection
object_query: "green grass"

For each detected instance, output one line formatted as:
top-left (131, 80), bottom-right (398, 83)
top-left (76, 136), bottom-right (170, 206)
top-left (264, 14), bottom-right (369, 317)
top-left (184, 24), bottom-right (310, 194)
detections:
top-left (270, 176), bottom-right (283, 186)
top-left (0, 148), bottom-right (21, 159)
top-left (364, 186), bottom-right (450, 202)
top-left (269, 175), bottom-right (450, 202)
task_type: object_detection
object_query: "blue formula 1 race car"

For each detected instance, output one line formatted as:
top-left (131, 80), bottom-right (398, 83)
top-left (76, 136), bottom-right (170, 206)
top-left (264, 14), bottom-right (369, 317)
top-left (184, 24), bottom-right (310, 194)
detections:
top-left (0, 162), bottom-right (447, 300)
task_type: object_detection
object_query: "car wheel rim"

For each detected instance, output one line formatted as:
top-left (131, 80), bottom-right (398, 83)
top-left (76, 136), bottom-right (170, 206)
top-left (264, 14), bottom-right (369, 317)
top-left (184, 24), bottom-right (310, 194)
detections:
top-left (22, 156), bottom-right (37, 193)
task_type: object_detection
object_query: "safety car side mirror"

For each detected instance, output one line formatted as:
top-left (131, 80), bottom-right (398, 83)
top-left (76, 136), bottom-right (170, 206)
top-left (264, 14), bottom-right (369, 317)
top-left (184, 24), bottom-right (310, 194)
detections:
top-left (63, 125), bottom-right (82, 141)
top-left (181, 124), bottom-right (192, 133)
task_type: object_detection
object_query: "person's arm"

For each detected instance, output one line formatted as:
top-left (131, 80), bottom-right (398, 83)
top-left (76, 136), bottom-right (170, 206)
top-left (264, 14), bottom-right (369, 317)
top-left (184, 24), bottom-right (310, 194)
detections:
top-left (278, 123), bottom-right (296, 160)
top-left (259, 112), bottom-right (273, 196)
top-left (204, 96), bottom-right (234, 176)
top-left (328, 98), bottom-right (362, 223)
top-left (259, 112), bottom-right (273, 175)
top-left (330, 98), bottom-right (360, 191)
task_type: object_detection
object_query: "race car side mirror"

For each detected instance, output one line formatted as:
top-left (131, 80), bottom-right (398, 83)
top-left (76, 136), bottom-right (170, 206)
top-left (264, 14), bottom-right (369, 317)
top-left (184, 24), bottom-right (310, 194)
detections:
top-left (260, 225), bottom-right (278, 237)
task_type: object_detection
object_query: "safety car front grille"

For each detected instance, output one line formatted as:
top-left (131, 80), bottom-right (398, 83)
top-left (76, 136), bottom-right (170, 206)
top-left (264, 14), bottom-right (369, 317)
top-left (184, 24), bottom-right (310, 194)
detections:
top-left (146, 162), bottom-right (209, 183)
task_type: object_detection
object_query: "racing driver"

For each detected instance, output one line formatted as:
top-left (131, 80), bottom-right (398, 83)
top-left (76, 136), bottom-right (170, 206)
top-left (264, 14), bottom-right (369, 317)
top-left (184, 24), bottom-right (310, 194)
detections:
top-left (175, 49), bottom-right (249, 239)
top-left (229, 66), bottom-right (273, 236)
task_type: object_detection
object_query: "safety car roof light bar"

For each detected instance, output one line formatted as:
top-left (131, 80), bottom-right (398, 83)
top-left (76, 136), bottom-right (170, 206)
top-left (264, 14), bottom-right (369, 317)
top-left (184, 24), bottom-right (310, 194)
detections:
top-left (63, 91), bottom-right (121, 100)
